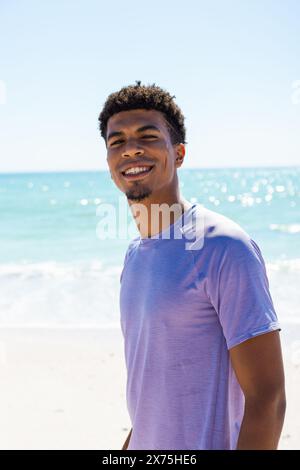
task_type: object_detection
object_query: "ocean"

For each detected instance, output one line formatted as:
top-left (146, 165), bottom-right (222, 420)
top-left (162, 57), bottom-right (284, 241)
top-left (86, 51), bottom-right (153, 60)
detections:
top-left (0, 167), bottom-right (299, 328)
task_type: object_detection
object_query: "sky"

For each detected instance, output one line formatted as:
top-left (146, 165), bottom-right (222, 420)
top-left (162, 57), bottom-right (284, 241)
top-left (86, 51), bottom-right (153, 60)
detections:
top-left (0, 0), bottom-right (299, 173)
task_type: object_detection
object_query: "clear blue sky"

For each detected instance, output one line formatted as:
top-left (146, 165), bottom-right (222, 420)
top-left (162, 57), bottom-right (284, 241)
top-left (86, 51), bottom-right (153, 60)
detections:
top-left (0, 0), bottom-right (299, 173)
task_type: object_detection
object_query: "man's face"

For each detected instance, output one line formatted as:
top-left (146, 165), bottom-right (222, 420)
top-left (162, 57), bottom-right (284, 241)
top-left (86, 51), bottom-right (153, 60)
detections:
top-left (106, 108), bottom-right (185, 203)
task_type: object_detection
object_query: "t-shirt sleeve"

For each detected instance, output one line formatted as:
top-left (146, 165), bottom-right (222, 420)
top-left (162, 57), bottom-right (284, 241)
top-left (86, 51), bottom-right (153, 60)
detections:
top-left (207, 236), bottom-right (281, 350)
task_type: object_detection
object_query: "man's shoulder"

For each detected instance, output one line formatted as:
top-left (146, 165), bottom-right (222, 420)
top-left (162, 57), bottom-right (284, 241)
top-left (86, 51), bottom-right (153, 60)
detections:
top-left (192, 204), bottom-right (256, 256)
top-left (194, 204), bottom-right (247, 237)
top-left (191, 205), bottom-right (266, 282)
top-left (127, 236), bottom-right (140, 252)
top-left (122, 237), bottom-right (140, 265)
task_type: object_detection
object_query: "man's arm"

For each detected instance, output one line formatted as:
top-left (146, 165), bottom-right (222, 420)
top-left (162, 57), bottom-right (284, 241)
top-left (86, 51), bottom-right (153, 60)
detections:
top-left (229, 330), bottom-right (286, 450)
top-left (122, 428), bottom-right (132, 450)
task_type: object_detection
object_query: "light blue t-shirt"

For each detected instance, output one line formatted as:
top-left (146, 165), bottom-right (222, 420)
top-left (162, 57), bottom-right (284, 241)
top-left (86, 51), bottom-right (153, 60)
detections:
top-left (120, 203), bottom-right (281, 450)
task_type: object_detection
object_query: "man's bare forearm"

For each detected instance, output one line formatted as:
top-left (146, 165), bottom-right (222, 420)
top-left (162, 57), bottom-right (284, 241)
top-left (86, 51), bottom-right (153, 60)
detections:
top-left (122, 428), bottom-right (132, 450)
top-left (236, 396), bottom-right (286, 449)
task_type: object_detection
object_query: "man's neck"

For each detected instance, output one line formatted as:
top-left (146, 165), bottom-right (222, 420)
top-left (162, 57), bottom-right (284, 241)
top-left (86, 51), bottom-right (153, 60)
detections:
top-left (129, 196), bottom-right (193, 239)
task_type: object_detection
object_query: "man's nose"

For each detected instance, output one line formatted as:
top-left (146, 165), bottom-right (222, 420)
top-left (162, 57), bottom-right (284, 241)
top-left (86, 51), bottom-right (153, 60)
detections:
top-left (121, 141), bottom-right (145, 158)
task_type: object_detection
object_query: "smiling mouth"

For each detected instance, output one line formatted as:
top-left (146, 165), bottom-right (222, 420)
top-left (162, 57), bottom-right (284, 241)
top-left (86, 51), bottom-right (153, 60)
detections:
top-left (121, 166), bottom-right (154, 180)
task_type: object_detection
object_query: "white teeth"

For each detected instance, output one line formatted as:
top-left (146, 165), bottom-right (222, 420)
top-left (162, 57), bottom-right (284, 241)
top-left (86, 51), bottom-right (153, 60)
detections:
top-left (124, 166), bottom-right (151, 175)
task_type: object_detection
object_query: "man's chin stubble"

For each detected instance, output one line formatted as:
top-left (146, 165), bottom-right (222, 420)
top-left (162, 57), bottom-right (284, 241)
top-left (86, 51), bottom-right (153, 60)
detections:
top-left (125, 188), bottom-right (152, 203)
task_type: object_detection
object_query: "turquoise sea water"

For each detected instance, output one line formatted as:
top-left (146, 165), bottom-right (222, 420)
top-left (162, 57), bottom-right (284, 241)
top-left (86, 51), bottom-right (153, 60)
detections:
top-left (0, 167), bottom-right (299, 327)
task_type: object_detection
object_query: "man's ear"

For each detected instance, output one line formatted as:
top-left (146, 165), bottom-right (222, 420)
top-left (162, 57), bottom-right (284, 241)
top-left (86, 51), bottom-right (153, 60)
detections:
top-left (175, 143), bottom-right (185, 168)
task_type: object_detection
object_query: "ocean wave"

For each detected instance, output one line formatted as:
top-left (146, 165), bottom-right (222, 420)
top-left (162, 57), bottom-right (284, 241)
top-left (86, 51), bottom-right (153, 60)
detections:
top-left (266, 259), bottom-right (300, 324)
top-left (0, 260), bottom-right (121, 280)
top-left (267, 258), bottom-right (300, 271)
top-left (0, 260), bottom-right (122, 326)
top-left (0, 258), bottom-right (299, 326)
top-left (269, 223), bottom-right (300, 234)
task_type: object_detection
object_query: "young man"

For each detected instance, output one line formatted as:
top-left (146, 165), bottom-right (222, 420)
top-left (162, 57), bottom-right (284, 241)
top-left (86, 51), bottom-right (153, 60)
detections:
top-left (98, 81), bottom-right (286, 450)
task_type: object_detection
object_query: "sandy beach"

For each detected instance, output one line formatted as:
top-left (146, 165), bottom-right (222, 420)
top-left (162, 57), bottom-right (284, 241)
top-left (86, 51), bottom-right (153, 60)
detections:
top-left (0, 327), bottom-right (130, 450)
top-left (0, 325), bottom-right (298, 450)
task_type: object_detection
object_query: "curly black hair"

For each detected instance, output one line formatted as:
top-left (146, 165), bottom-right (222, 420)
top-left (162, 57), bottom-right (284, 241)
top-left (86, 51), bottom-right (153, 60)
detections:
top-left (98, 81), bottom-right (187, 146)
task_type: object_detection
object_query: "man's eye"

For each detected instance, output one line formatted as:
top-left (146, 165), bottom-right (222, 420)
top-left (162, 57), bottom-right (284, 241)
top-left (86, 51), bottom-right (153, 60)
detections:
top-left (110, 135), bottom-right (157, 146)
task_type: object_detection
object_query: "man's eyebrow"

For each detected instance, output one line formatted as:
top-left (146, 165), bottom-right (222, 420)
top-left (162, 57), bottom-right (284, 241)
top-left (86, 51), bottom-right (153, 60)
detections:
top-left (107, 125), bottom-right (160, 142)
top-left (136, 125), bottom-right (160, 133)
top-left (107, 130), bottom-right (123, 142)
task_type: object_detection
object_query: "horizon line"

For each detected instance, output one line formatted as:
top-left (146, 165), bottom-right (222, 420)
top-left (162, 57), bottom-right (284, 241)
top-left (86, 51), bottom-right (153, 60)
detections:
top-left (0, 164), bottom-right (299, 176)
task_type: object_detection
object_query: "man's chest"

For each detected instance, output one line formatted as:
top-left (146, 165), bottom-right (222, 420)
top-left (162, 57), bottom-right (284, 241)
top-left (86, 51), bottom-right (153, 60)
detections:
top-left (120, 246), bottom-right (214, 330)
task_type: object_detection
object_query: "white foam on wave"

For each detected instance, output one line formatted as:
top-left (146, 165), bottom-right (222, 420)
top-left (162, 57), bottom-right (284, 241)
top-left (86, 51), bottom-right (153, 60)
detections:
top-left (266, 259), bottom-right (300, 324)
top-left (0, 258), bottom-right (299, 327)
top-left (0, 259), bottom-right (117, 279)
top-left (0, 260), bottom-right (123, 326)
top-left (266, 258), bottom-right (300, 272)
top-left (269, 223), bottom-right (300, 234)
